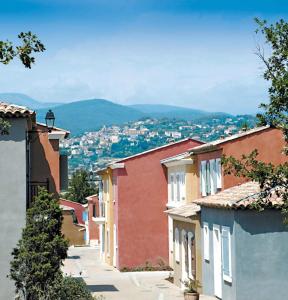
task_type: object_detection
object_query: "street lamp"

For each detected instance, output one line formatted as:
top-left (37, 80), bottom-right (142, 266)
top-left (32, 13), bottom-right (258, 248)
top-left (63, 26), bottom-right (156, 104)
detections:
top-left (45, 109), bottom-right (55, 131)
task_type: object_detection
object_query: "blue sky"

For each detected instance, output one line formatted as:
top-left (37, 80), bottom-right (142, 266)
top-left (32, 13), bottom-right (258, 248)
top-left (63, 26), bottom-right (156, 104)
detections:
top-left (0, 0), bottom-right (288, 114)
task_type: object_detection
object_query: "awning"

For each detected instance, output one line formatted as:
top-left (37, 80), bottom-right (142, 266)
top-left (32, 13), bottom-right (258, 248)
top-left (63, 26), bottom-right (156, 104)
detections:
top-left (165, 203), bottom-right (201, 218)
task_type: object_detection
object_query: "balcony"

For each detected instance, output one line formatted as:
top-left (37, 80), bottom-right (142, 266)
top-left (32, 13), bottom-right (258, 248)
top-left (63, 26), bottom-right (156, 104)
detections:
top-left (92, 201), bottom-right (106, 224)
top-left (27, 179), bottom-right (49, 208)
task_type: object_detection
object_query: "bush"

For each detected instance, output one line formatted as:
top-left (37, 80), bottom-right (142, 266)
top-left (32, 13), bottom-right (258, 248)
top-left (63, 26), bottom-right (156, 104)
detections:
top-left (50, 276), bottom-right (95, 300)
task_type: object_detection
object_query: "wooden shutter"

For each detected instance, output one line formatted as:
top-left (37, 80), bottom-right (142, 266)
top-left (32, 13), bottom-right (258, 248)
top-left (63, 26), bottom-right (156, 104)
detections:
top-left (210, 159), bottom-right (216, 195)
top-left (222, 226), bottom-right (232, 282)
top-left (200, 161), bottom-right (207, 196)
top-left (216, 158), bottom-right (222, 189)
top-left (203, 223), bottom-right (210, 261)
top-left (175, 228), bottom-right (180, 262)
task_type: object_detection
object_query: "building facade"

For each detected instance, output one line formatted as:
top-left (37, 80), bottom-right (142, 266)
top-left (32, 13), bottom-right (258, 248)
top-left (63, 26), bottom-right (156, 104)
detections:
top-left (163, 126), bottom-right (287, 291)
top-left (194, 182), bottom-right (288, 300)
top-left (0, 102), bottom-right (69, 299)
top-left (97, 138), bottom-right (204, 270)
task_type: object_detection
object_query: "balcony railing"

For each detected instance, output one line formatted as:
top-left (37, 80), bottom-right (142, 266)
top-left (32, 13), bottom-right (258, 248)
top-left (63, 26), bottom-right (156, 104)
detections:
top-left (27, 179), bottom-right (49, 208)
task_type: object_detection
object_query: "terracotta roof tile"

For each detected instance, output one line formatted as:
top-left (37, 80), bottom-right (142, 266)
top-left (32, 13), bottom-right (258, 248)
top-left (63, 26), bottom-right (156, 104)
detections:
top-left (193, 181), bottom-right (283, 209)
top-left (0, 102), bottom-right (34, 118)
top-left (189, 125), bottom-right (271, 153)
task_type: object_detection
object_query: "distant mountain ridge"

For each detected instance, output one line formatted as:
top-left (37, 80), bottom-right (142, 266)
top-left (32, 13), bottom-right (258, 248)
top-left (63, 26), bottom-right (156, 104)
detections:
top-left (0, 93), bottom-right (63, 109)
top-left (0, 93), bottom-right (237, 135)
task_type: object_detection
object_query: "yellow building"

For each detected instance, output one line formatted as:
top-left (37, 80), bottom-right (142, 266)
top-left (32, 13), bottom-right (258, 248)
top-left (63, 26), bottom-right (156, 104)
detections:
top-left (96, 167), bottom-right (115, 266)
top-left (161, 152), bottom-right (202, 290)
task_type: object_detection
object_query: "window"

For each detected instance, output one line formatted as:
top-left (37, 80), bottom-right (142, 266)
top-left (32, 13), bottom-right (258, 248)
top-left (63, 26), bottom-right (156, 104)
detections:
top-left (93, 204), bottom-right (96, 218)
top-left (201, 158), bottom-right (222, 196)
top-left (169, 171), bottom-right (186, 203)
top-left (222, 226), bottom-right (232, 282)
top-left (203, 223), bottom-right (210, 261)
top-left (175, 228), bottom-right (180, 262)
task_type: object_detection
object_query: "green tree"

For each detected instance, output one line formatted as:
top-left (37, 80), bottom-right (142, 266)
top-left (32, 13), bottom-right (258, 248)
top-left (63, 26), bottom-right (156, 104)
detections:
top-left (66, 169), bottom-right (97, 204)
top-left (0, 31), bottom-right (45, 133)
top-left (222, 18), bottom-right (288, 221)
top-left (9, 189), bottom-right (68, 299)
top-left (0, 31), bottom-right (45, 68)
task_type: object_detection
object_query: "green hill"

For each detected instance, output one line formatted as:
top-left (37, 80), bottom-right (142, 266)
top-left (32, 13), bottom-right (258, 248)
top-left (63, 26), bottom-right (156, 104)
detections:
top-left (129, 104), bottom-right (230, 120)
top-left (36, 99), bottom-right (146, 135)
top-left (0, 93), bottom-right (62, 109)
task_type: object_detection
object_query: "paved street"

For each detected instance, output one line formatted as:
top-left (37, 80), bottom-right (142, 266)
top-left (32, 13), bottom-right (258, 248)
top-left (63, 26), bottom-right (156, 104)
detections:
top-left (63, 246), bottom-right (215, 300)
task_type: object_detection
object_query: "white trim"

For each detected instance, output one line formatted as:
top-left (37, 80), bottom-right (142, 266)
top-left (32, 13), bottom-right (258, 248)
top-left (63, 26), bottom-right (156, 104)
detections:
top-left (48, 131), bottom-right (67, 140)
top-left (163, 159), bottom-right (194, 167)
top-left (203, 222), bottom-right (210, 261)
top-left (110, 163), bottom-right (125, 169)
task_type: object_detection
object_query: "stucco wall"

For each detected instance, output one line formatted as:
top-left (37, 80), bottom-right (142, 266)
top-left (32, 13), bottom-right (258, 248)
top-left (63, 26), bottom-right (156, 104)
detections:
top-left (201, 207), bottom-right (288, 300)
top-left (61, 211), bottom-right (85, 245)
top-left (116, 139), bottom-right (203, 269)
top-left (234, 209), bottom-right (288, 300)
top-left (0, 118), bottom-right (27, 299)
top-left (201, 207), bottom-right (236, 300)
top-left (30, 124), bottom-right (61, 197)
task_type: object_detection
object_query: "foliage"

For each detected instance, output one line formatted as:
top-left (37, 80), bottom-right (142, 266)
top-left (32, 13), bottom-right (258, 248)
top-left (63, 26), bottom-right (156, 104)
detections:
top-left (222, 18), bottom-right (288, 221)
top-left (0, 32), bottom-right (45, 136)
top-left (9, 189), bottom-right (69, 299)
top-left (46, 276), bottom-right (97, 300)
top-left (120, 259), bottom-right (172, 272)
top-left (182, 278), bottom-right (201, 293)
top-left (0, 31), bottom-right (45, 68)
top-left (66, 169), bottom-right (97, 204)
top-left (0, 117), bottom-right (11, 135)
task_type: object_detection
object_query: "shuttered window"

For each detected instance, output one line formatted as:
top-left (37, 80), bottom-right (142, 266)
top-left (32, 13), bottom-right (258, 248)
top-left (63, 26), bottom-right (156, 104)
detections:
top-left (175, 228), bottom-right (180, 262)
top-left (203, 223), bottom-right (210, 261)
top-left (222, 226), bottom-right (232, 282)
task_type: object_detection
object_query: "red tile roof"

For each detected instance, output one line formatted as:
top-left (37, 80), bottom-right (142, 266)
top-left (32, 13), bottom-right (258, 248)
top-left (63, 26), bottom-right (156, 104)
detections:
top-left (59, 199), bottom-right (86, 225)
top-left (193, 181), bottom-right (283, 209)
top-left (0, 102), bottom-right (34, 118)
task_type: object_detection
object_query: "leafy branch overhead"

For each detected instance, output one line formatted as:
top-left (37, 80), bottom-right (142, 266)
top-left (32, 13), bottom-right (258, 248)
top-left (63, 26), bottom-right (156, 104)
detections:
top-left (0, 31), bottom-right (45, 68)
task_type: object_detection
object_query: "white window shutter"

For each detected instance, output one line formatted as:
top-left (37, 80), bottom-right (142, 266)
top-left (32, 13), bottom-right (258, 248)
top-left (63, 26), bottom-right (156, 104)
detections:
top-left (206, 161), bottom-right (211, 195)
top-left (216, 158), bottom-right (222, 189)
top-left (200, 161), bottom-right (207, 196)
top-left (175, 228), bottom-right (180, 262)
top-left (170, 174), bottom-right (174, 202)
top-left (210, 159), bottom-right (216, 195)
top-left (203, 223), bottom-right (209, 261)
top-left (181, 172), bottom-right (186, 201)
top-left (222, 226), bottom-right (232, 282)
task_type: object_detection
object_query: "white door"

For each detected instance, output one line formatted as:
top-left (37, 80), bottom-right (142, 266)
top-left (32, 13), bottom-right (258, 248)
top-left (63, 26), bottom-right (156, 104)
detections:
top-left (213, 225), bottom-right (222, 298)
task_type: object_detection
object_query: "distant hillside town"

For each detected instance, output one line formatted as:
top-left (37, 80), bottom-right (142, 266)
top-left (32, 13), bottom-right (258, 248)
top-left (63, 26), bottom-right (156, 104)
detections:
top-left (61, 114), bottom-right (256, 175)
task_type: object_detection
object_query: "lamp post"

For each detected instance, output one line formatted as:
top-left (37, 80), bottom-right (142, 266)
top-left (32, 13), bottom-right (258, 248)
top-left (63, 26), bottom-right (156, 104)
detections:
top-left (45, 109), bottom-right (55, 132)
